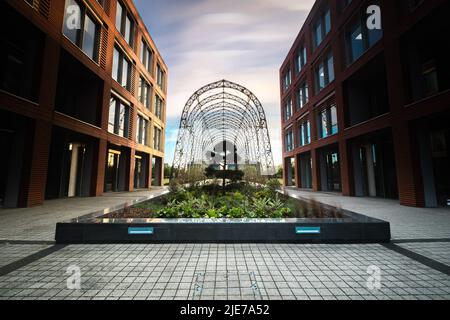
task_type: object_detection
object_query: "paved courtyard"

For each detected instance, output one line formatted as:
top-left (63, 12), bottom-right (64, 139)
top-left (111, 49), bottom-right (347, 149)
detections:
top-left (0, 189), bottom-right (449, 300)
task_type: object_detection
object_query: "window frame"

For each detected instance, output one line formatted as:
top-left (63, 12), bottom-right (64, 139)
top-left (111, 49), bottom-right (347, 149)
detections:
top-left (112, 45), bottom-right (132, 91)
top-left (115, 0), bottom-right (135, 48)
top-left (312, 6), bottom-right (331, 49)
top-left (108, 95), bottom-right (130, 138)
top-left (62, 0), bottom-right (101, 63)
top-left (314, 51), bottom-right (334, 93)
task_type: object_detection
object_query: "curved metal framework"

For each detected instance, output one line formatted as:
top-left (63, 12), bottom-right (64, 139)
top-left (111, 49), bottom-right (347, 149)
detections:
top-left (172, 80), bottom-right (275, 180)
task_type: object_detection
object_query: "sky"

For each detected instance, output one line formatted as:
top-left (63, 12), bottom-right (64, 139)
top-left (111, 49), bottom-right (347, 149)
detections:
top-left (134, 0), bottom-right (315, 166)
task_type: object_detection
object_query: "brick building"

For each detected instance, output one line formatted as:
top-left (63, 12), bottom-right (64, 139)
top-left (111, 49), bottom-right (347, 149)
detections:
top-left (0, 0), bottom-right (167, 208)
top-left (280, 0), bottom-right (450, 207)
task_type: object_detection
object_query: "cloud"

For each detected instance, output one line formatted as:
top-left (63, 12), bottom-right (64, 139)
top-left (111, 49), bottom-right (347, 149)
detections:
top-left (134, 0), bottom-right (315, 165)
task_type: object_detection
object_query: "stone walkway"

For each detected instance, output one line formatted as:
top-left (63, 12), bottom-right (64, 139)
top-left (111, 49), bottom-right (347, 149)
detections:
top-left (284, 188), bottom-right (450, 240)
top-left (0, 189), bottom-right (448, 300)
top-left (0, 188), bottom-right (168, 241)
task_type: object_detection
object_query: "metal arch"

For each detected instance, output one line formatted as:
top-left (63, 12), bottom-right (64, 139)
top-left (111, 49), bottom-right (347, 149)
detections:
top-left (172, 79), bottom-right (275, 180)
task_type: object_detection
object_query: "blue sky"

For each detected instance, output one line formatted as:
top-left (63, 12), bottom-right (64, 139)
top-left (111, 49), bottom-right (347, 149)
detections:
top-left (134, 0), bottom-right (315, 166)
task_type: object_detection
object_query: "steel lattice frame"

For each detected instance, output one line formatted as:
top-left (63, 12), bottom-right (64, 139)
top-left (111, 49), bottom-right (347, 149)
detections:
top-left (171, 80), bottom-right (275, 180)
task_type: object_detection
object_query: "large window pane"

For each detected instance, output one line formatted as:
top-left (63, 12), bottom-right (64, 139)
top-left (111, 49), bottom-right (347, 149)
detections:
top-left (125, 16), bottom-right (132, 45)
top-left (327, 54), bottom-right (334, 82)
top-left (112, 48), bottom-right (119, 81)
top-left (325, 9), bottom-right (331, 34)
top-left (331, 106), bottom-right (338, 134)
top-left (82, 15), bottom-right (97, 60)
top-left (118, 103), bottom-right (126, 137)
top-left (318, 63), bottom-right (325, 90)
top-left (349, 22), bottom-right (364, 62)
top-left (63, 0), bottom-right (80, 44)
top-left (368, 27), bottom-right (382, 47)
top-left (314, 22), bottom-right (322, 47)
top-left (321, 110), bottom-right (328, 138)
top-left (115, 2), bottom-right (123, 31)
top-left (121, 59), bottom-right (129, 88)
top-left (108, 98), bottom-right (116, 133)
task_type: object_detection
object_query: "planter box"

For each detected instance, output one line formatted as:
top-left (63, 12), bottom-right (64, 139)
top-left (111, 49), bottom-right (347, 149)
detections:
top-left (55, 209), bottom-right (390, 244)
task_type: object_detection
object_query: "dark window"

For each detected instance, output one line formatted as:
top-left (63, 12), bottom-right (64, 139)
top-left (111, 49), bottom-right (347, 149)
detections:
top-left (285, 129), bottom-right (294, 152)
top-left (313, 7), bottom-right (331, 49)
top-left (345, 5), bottom-right (382, 64)
top-left (298, 119), bottom-right (311, 147)
top-left (282, 68), bottom-right (292, 92)
top-left (0, 2), bottom-right (44, 101)
top-left (315, 51), bottom-right (334, 93)
top-left (295, 47), bottom-right (307, 74)
top-left (296, 82), bottom-right (309, 109)
top-left (284, 99), bottom-right (293, 121)
top-left (55, 51), bottom-right (101, 126)
top-left (401, 2), bottom-right (450, 102)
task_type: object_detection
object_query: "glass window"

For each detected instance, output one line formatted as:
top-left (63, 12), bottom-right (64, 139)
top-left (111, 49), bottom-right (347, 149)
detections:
top-left (368, 26), bottom-right (382, 47)
top-left (318, 104), bottom-right (338, 139)
top-left (321, 110), bottom-right (328, 138)
top-left (154, 127), bottom-right (162, 151)
top-left (315, 52), bottom-right (334, 93)
top-left (295, 47), bottom-right (307, 74)
top-left (327, 53), bottom-right (334, 82)
top-left (349, 22), bottom-right (364, 62)
top-left (108, 97), bottom-right (116, 133)
top-left (112, 46), bottom-right (132, 91)
top-left (125, 16), bottom-right (132, 45)
top-left (115, 2), bottom-right (123, 30)
top-left (155, 95), bottom-right (163, 119)
top-left (299, 120), bottom-right (311, 147)
top-left (82, 14), bottom-right (97, 60)
top-left (284, 99), bottom-right (293, 121)
top-left (112, 48), bottom-right (120, 81)
top-left (318, 62), bottom-right (325, 91)
top-left (63, 0), bottom-right (80, 44)
top-left (108, 96), bottom-right (129, 138)
top-left (314, 22), bottom-right (323, 48)
top-left (157, 64), bottom-right (165, 89)
top-left (121, 58), bottom-right (129, 88)
top-left (313, 7), bottom-right (331, 49)
top-left (345, 6), bottom-right (383, 64)
top-left (285, 130), bottom-right (294, 152)
top-left (297, 82), bottom-right (309, 109)
top-left (330, 105), bottom-right (338, 135)
top-left (283, 69), bottom-right (291, 91)
top-left (136, 116), bottom-right (148, 145)
top-left (325, 9), bottom-right (331, 34)
top-left (118, 103), bottom-right (126, 137)
top-left (116, 1), bottom-right (134, 48)
top-left (63, 0), bottom-right (99, 62)
top-left (140, 40), bottom-right (153, 74)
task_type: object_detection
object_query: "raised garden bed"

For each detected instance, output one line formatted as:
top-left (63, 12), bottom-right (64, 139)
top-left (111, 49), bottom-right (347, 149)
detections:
top-left (55, 182), bottom-right (390, 244)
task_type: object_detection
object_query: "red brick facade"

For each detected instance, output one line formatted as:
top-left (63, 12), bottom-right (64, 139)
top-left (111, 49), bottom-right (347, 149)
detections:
top-left (0, 0), bottom-right (167, 207)
top-left (280, 0), bottom-right (450, 207)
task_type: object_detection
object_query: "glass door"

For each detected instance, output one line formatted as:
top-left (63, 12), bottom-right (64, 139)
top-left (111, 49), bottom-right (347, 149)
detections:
top-left (134, 155), bottom-right (143, 189)
top-left (326, 152), bottom-right (341, 192)
top-left (105, 150), bottom-right (121, 192)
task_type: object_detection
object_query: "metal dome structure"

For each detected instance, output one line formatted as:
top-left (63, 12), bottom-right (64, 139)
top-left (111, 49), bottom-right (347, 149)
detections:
top-left (171, 80), bottom-right (275, 181)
